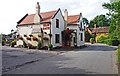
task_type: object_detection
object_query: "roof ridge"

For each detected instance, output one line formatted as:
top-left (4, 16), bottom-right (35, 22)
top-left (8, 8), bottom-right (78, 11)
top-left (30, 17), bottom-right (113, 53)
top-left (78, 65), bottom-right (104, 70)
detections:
top-left (40, 10), bottom-right (57, 14)
top-left (27, 10), bottom-right (57, 15)
top-left (68, 14), bottom-right (80, 17)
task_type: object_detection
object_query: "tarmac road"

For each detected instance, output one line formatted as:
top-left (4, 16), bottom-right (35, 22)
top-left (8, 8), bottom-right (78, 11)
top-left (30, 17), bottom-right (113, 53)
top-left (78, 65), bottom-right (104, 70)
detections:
top-left (2, 43), bottom-right (118, 74)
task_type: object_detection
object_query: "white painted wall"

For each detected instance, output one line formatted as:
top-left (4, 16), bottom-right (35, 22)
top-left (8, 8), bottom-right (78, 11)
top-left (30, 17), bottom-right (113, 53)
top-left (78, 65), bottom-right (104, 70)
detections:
top-left (17, 25), bottom-right (33, 37)
top-left (51, 10), bottom-right (64, 47)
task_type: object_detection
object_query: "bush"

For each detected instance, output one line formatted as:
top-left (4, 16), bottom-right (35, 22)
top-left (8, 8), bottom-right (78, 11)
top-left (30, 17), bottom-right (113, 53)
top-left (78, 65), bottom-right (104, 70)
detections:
top-left (111, 40), bottom-right (119, 46)
top-left (10, 40), bottom-right (16, 47)
top-left (48, 44), bottom-right (53, 49)
top-left (97, 35), bottom-right (108, 44)
top-left (2, 40), bottom-right (6, 46)
top-left (107, 39), bottom-right (119, 46)
top-left (37, 41), bottom-right (42, 49)
top-left (90, 38), bottom-right (94, 44)
top-left (85, 31), bottom-right (93, 42)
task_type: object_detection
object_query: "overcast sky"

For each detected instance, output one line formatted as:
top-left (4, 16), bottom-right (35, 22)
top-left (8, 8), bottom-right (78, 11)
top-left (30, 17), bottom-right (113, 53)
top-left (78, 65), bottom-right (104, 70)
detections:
top-left (0, 0), bottom-right (110, 34)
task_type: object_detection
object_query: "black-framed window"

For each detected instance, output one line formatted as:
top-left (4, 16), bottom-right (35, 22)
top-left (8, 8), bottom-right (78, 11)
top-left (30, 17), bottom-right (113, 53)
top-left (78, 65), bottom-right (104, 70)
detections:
top-left (80, 21), bottom-right (82, 29)
top-left (56, 19), bottom-right (59, 28)
top-left (55, 34), bottom-right (60, 43)
top-left (81, 33), bottom-right (83, 41)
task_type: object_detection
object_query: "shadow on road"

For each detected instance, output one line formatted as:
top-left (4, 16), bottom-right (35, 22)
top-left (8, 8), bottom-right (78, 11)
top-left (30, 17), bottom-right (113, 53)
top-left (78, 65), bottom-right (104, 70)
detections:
top-left (52, 44), bottom-right (117, 51)
top-left (80, 44), bottom-right (117, 51)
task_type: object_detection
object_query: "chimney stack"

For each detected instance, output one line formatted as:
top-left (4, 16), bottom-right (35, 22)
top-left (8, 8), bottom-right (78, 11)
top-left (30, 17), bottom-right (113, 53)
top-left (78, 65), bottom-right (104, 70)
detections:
top-left (36, 2), bottom-right (40, 15)
top-left (64, 9), bottom-right (68, 30)
top-left (34, 2), bottom-right (40, 23)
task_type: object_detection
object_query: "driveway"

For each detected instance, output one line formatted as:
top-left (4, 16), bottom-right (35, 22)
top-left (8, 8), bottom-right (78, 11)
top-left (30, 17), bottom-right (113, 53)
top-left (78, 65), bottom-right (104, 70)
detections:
top-left (3, 43), bottom-right (118, 74)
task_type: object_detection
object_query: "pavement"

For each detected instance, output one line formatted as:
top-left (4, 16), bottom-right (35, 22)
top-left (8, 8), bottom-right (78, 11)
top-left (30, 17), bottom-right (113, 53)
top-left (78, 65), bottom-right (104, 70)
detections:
top-left (2, 43), bottom-right (118, 74)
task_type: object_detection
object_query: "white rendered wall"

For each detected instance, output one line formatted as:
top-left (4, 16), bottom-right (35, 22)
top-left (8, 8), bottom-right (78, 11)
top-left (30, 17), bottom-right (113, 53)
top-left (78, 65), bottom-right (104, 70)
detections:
top-left (51, 10), bottom-right (64, 47)
top-left (17, 25), bottom-right (33, 37)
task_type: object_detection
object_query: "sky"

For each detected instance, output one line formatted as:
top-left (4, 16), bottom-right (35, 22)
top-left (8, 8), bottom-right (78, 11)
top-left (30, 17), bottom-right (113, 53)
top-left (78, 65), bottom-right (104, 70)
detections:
top-left (0, 0), bottom-right (110, 34)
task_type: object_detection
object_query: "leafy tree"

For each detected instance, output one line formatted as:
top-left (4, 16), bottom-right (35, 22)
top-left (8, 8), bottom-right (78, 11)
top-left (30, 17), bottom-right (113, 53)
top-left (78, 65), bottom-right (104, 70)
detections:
top-left (102, 1), bottom-right (120, 45)
top-left (82, 17), bottom-right (89, 25)
top-left (89, 20), bottom-right (95, 28)
top-left (89, 14), bottom-right (110, 28)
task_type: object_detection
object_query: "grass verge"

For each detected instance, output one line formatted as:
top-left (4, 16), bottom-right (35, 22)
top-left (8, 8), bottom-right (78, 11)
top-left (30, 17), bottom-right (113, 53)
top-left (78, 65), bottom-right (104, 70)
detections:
top-left (116, 44), bottom-right (120, 63)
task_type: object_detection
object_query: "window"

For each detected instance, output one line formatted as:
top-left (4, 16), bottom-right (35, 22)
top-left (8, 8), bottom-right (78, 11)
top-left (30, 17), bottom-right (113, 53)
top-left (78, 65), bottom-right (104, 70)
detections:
top-left (80, 21), bottom-right (82, 31)
top-left (56, 19), bottom-right (59, 28)
top-left (55, 34), bottom-right (60, 43)
top-left (81, 33), bottom-right (83, 41)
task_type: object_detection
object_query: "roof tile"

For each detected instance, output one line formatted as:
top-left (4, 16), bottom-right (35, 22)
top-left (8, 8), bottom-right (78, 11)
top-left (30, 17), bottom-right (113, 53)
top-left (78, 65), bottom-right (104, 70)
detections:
top-left (18, 10), bottom-right (57, 25)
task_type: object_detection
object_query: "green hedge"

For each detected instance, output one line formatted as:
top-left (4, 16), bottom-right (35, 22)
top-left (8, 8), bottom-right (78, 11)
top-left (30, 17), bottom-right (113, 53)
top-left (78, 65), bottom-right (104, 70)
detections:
top-left (107, 39), bottom-right (119, 46)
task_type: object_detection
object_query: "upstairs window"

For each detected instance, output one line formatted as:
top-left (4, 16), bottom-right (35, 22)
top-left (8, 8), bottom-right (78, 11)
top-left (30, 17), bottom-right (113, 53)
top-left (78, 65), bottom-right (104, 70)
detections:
top-left (56, 19), bottom-right (59, 28)
top-left (80, 21), bottom-right (82, 29)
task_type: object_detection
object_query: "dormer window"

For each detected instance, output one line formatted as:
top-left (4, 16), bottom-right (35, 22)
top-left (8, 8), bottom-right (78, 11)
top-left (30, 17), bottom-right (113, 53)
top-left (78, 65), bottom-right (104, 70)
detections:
top-left (56, 19), bottom-right (59, 28)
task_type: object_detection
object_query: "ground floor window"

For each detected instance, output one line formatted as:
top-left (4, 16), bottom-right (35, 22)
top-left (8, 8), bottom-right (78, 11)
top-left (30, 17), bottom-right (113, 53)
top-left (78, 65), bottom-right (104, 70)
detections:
top-left (55, 34), bottom-right (60, 43)
top-left (81, 33), bottom-right (83, 41)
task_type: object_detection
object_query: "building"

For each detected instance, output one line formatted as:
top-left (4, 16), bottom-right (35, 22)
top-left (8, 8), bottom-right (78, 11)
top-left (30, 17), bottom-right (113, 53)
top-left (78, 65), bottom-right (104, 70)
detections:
top-left (16, 2), bottom-right (85, 48)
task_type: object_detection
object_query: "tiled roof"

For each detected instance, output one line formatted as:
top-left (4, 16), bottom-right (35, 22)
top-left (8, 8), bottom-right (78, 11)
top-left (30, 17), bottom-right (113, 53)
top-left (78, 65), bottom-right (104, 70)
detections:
top-left (67, 15), bottom-right (80, 24)
top-left (18, 10), bottom-right (57, 25)
top-left (92, 26), bottom-right (109, 34)
top-left (18, 10), bottom-right (80, 26)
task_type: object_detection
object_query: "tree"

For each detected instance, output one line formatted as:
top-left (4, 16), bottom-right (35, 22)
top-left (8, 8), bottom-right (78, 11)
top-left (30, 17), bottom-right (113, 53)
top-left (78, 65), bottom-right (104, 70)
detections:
top-left (82, 17), bottom-right (89, 25)
top-left (89, 14), bottom-right (110, 28)
top-left (89, 20), bottom-right (95, 28)
top-left (102, 1), bottom-right (120, 45)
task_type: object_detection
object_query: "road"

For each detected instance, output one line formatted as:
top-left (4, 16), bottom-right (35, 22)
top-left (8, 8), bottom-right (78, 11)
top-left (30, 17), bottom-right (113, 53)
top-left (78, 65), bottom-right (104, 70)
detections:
top-left (2, 43), bottom-right (118, 74)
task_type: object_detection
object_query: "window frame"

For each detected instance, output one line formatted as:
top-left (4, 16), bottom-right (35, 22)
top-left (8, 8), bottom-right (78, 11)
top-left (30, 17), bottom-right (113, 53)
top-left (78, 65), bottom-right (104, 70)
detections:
top-left (80, 33), bottom-right (83, 41)
top-left (55, 34), bottom-right (60, 43)
top-left (56, 19), bottom-right (59, 28)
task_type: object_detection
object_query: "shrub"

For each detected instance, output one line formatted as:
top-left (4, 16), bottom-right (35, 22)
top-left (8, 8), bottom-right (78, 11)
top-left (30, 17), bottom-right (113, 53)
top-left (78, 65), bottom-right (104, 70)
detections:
top-left (37, 41), bottom-right (42, 49)
top-left (111, 40), bottom-right (119, 46)
top-left (2, 40), bottom-right (6, 46)
top-left (97, 35), bottom-right (108, 44)
top-left (10, 40), bottom-right (16, 47)
top-left (90, 38), bottom-right (94, 44)
top-left (107, 39), bottom-right (119, 46)
top-left (85, 31), bottom-right (93, 42)
top-left (48, 44), bottom-right (53, 49)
